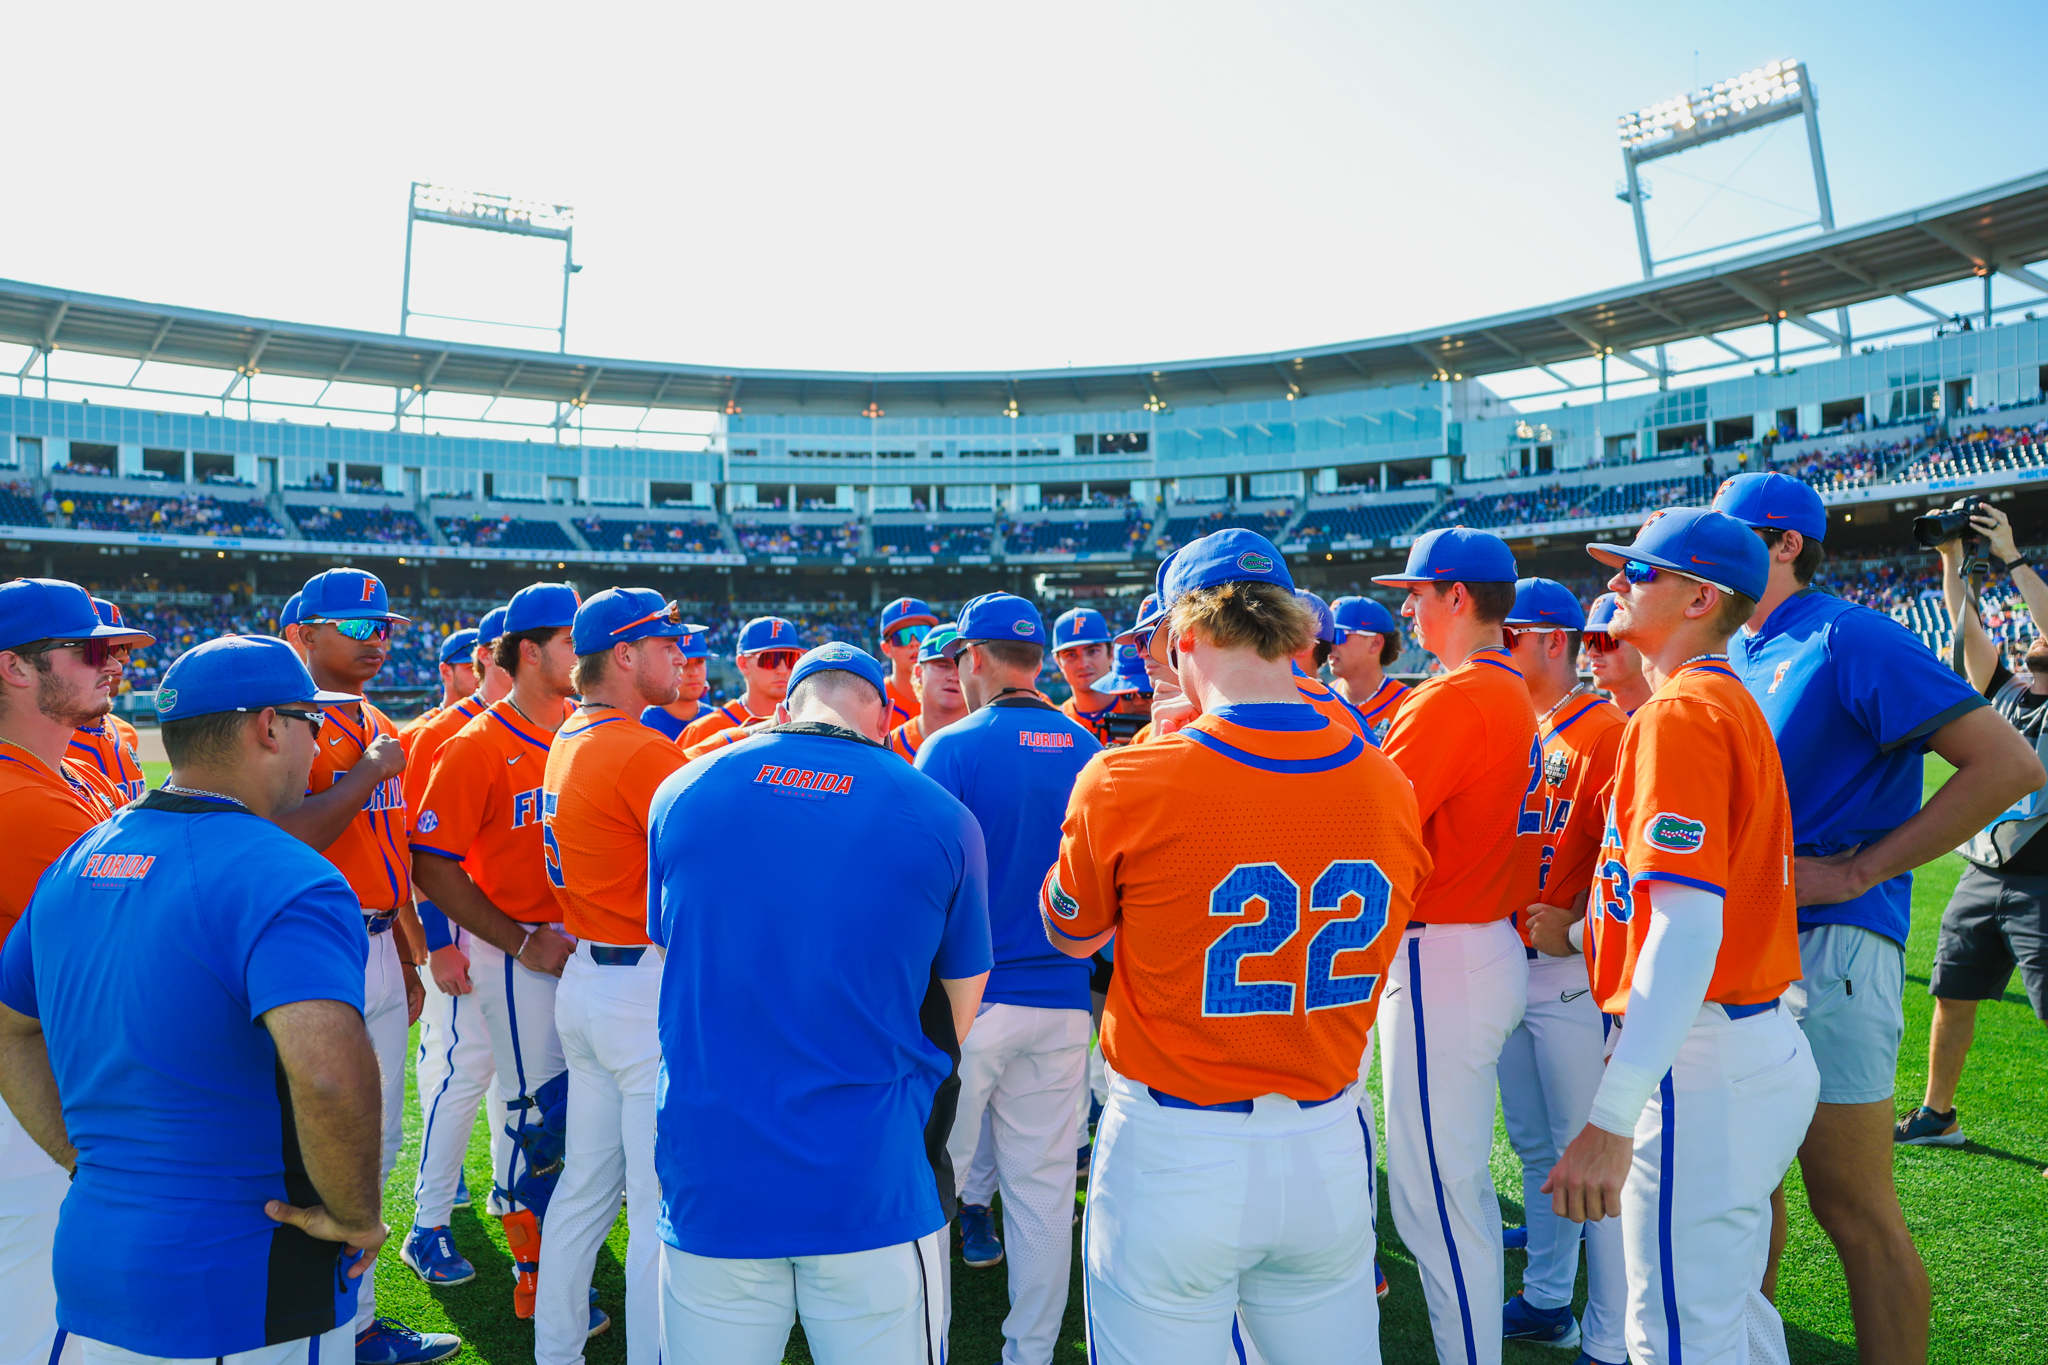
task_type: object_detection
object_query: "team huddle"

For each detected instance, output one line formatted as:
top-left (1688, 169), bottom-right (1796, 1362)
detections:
top-left (0, 471), bottom-right (2029, 1365)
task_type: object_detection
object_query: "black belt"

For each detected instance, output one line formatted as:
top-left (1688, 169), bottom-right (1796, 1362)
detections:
top-left (589, 945), bottom-right (647, 967)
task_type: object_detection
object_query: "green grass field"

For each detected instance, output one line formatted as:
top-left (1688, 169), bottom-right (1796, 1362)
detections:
top-left (142, 759), bottom-right (2047, 1362)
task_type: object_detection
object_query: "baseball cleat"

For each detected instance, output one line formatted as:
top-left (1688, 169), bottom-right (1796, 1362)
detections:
top-left (401, 1225), bottom-right (476, 1286)
top-left (1503, 1223), bottom-right (1528, 1250)
top-left (1894, 1105), bottom-right (1964, 1146)
top-left (354, 1319), bottom-right (462, 1365)
top-left (1375, 1260), bottom-right (1388, 1300)
top-left (958, 1202), bottom-right (1004, 1268)
top-left (588, 1289), bottom-right (610, 1339)
top-left (453, 1171), bottom-right (471, 1210)
top-left (1502, 1292), bottom-right (1580, 1349)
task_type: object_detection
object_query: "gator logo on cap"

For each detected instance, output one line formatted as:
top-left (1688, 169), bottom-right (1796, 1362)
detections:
top-left (1237, 550), bottom-right (1273, 573)
top-left (155, 688), bottom-right (178, 713)
top-left (1643, 509), bottom-right (1671, 528)
top-left (1047, 875), bottom-right (1081, 920)
top-left (1013, 619), bottom-right (1035, 635)
top-left (1716, 477), bottom-right (1736, 499)
top-left (1644, 811), bottom-right (1706, 853)
top-left (818, 643), bottom-right (857, 661)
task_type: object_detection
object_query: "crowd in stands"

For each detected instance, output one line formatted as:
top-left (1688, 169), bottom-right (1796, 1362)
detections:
top-left (578, 517), bottom-right (724, 554)
top-left (1037, 492), bottom-right (1138, 511)
top-left (1293, 500), bottom-right (1434, 544)
top-left (1000, 514), bottom-right (1147, 556)
top-left (1776, 439), bottom-right (1914, 492)
top-left (48, 461), bottom-right (113, 478)
top-left (1157, 507), bottom-right (1291, 554)
top-left (293, 505), bottom-right (430, 545)
top-left (435, 514), bottom-right (575, 551)
top-left (871, 523), bottom-right (993, 557)
top-left (0, 480), bottom-right (43, 528)
top-left (59, 492), bottom-right (291, 539)
top-left (292, 470), bottom-right (338, 492)
top-left (734, 520), bottom-right (862, 557)
top-left (1896, 423), bottom-right (2048, 483)
top-left (1424, 483), bottom-right (1596, 532)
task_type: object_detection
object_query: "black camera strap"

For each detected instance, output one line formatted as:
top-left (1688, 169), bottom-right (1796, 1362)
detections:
top-left (1955, 552), bottom-right (1994, 675)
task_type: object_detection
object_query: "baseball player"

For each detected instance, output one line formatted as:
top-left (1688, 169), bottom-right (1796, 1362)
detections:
top-left (0, 633), bottom-right (383, 1365)
top-left (1041, 528), bottom-right (1429, 1364)
top-left (1326, 596), bottom-right (1409, 742)
top-left (400, 607), bottom-right (513, 1286)
top-left (918, 593), bottom-right (1100, 1365)
top-left (411, 582), bottom-right (582, 1320)
top-left (1288, 591), bottom-right (1371, 743)
top-left (1495, 578), bottom-right (1628, 1360)
top-left (64, 598), bottom-right (147, 805)
top-left (534, 589), bottom-right (691, 1365)
top-left (0, 578), bottom-right (144, 1365)
top-left (878, 595), bottom-right (940, 729)
top-left (1541, 507), bottom-right (1817, 1365)
top-left (277, 590), bottom-right (305, 647)
top-left (639, 621), bottom-right (714, 740)
top-left (1053, 606), bottom-right (1118, 743)
top-left (1369, 526), bottom-right (1539, 1365)
top-left (277, 569), bottom-right (455, 1365)
top-left (1582, 594), bottom-right (1652, 715)
top-left (886, 622), bottom-right (965, 762)
top-left (647, 642), bottom-right (992, 1365)
top-left (1093, 642), bottom-right (1155, 747)
top-left (410, 627), bottom-right (482, 725)
top-left (676, 615), bottom-right (802, 753)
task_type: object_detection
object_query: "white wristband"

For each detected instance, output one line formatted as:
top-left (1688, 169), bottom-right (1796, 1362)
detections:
top-left (1567, 918), bottom-right (1585, 952)
top-left (515, 930), bottom-right (532, 961)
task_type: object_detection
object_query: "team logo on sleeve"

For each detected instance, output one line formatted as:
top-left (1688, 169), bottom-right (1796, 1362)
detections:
top-left (1543, 751), bottom-right (1570, 787)
top-left (1643, 812), bottom-right (1706, 853)
top-left (1047, 875), bottom-right (1080, 919)
top-left (417, 810), bottom-right (439, 833)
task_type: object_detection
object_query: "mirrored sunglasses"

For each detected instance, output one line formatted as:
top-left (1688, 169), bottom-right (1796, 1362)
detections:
top-left (310, 617), bottom-right (392, 642)
top-left (753, 649), bottom-right (801, 670)
top-left (887, 624), bottom-right (932, 647)
top-left (35, 638), bottom-right (124, 667)
top-left (1583, 631), bottom-right (1618, 653)
top-left (1620, 560), bottom-right (1660, 586)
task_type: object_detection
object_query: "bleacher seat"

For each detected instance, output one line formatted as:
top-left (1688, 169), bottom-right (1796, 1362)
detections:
top-left (1004, 517), bottom-right (1145, 555)
top-left (436, 514), bottom-right (574, 551)
top-left (294, 505), bottom-right (429, 545)
top-left (1293, 500), bottom-right (1434, 544)
top-left (64, 491), bottom-right (290, 539)
top-left (733, 520), bottom-right (861, 557)
top-left (581, 517), bottom-right (724, 555)
top-left (1158, 509), bottom-right (1291, 553)
top-left (0, 481), bottom-right (45, 528)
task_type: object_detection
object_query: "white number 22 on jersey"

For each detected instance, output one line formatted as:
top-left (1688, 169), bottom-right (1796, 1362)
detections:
top-left (1202, 861), bottom-right (1395, 1017)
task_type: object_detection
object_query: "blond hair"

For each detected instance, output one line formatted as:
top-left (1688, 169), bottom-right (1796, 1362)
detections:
top-left (1167, 582), bottom-right (1314, 661)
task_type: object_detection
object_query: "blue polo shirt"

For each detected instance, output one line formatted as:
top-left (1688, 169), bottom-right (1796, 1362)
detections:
top-left (647, 724), bottom-right (990, 1259)
top-left (640, 701), bottom-right (712, 742)
top-left (0, 790), bottom-right (367, 1357)
top-left (916, 696), bottom-right (1100, 1011)
top-left (1734, 589), bottom-right (1987, 945)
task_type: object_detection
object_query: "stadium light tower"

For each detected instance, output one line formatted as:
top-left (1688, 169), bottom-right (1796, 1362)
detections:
top-left (399, 183), bottom-right (581, 353)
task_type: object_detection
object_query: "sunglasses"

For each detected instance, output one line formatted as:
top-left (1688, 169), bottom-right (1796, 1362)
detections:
top-left (1583, 632), bottom-right (1618, 654)
top-left (887, 624), bottom-right (932, 647)
top-left (610, 600), bottom-right (685, 637)
top-left (1620, 560), bottom-right (1660, 586)
top-left (271, 706), bottom-right (328, 736)
top-left (34, 638), bottom-right (125, 667)
top-left (751, 650), bottom-right (801, 670)
top-left (309, 618), bottom-right (392, 642)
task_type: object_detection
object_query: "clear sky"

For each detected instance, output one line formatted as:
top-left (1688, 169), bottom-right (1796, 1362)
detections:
top-left (5, 1), bottom-right (2044, 379)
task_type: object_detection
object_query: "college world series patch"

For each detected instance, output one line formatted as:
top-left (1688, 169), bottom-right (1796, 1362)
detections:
top-left (1643, 811), bottom-right (1706, 853)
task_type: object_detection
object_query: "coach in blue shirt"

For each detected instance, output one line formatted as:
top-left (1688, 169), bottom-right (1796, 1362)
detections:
top-left (0, 635), bottom-right (385, 1365)
top-left (647, 641), bottom-right (991, 1365)
top-left (1714, 473), bottom-right (2042, 1361)
top-left (918, 592), bottom-right (1099, 1365)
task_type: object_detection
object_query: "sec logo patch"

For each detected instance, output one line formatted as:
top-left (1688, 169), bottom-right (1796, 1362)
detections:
top-left (417, 810), bottom-right (439, 834)
top-left (1643, 811), bottom-right (1705, 853)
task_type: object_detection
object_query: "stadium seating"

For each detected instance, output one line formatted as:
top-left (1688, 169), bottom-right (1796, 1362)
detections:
top-left (436, 514), bottom-right (575, 551)
top-left (733, 520), bottom-right (862, 558)
top-left (1775, 438), bottom-right (1916, 492)
top-left (1896, 427), bottom-right (2048, 483)
top-left (1292, 499), bottom-right (1435, 544)
top-left (578, 517), bottom-right (724, 555)
top-left (293, 505), bottom-right (430, 545)
top-left (871, 523), bottom-right (993, 557)
top-left (1417, 482), bottom-right (1598, 532)
top-left (1578, 474), bottom-right (1716, 519)
top-left (61, 491), bottom-right (290, 539)
top-left (1001, 516), bottom-right (1146, 555)
top-left (0, 480), bottom-right (46, 528)
top-left (1157, 508), bottom-right (1291, 553)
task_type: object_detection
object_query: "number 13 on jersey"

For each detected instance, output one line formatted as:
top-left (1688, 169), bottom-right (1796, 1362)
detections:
top-left (1203, 860), bottom-right (1397, 1017)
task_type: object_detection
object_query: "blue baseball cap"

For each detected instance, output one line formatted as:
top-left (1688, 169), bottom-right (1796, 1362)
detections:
top-left (277, 593), bottom-right (303, 631)
top-left (154, 634), bottom-right (352, 721)
top-left (1587, 507), bottom-right (1770, 602)
top-left (1331, 595), bottom-right (1399, 641)
top-left (917, 623), bottom-right (961, 663)
top-left (477, 606), bottom-right (509, 646)
top-left (1162, 529), bottom-right (1294, 599)
top-left (948, 593), bottom-right (1046, 653)
top-left (1585, 592), bottom-right (1622, 634)
top-left (736, 616), bottom-right (802, 655)
top-left (879, 597), bottom-right (939, 639)
top-left (1372, 526), bottom-right (1518, 586)
top-left (787, 641), bottom-right (888, 701)
top-left (298, 567), bottom-right (410, 624)
top-left (0, 578), bottom-right (154, 653)
top-left (1294, 590), bottom-right (1337, 644)
top-left (1504, 578), bottom-right (1587, 631)
top-left (572, 588), bottom-right (687, 655)
top-left (504, 582), bottom-right (580, 633)
top-left (1711, 472), bottom-right (1828, 543)
top-left (1117, 593), bottom-right (1163, 640)
top-left (1099, 642), bottom-right (1155, 696)
top-left (438, 628), bottom-right (480, 665)
top-left (676, 621), bottom-right (713, 659)
top-left (1053, 607), bottom-right (1113, 652)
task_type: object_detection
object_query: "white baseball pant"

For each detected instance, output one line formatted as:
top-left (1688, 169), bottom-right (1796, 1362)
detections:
top-left (963, 1107), bottom-right (998, 1207)
top-left (75, 1322), bottom-right (352, 1365)
top-left (535, 944), bottom-right (662, 1365)
top-left (356, 921), bottom-right (410, 1333)
top-left (466, 931), bottom-right (567, 1208)
top-left (1498, 951), bottom-right (1626, 1362)
top-left (411, 928), bottom-right (509, 1229)
top-left (0, 1102), bottom-right (79, 1365)
top-left (1083, 1066), bottom-right (1381, 1365)
top-left (1618, 1002), bottom-right (1818, 1365)
top-left (944, 1002), bottom-right (1090, 1365)
top-left (1380, 918), bottom-right (1528, 1365)
top-left (661, 1229), bottom-right (948, 1365)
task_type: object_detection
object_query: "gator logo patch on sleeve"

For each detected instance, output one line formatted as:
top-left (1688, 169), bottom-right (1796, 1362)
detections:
top-left (1047, 875), bottom-right (1081, 919)
top-left (1643, 812), bottom-right (1706, 853)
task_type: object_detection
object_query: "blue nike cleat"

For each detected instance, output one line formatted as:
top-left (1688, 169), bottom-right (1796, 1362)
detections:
top-left (958, 1202), bottom-right (1004, 1268)
top-left (1375, 1260), bottom-right (1388, 1300)
top-left (454, 1171), bottom-right (471, 1209)
top-left (587, 1288), bottom-right (610, 1339)
top-left (1502, 1292), bottom-right (1580, 1349)
top-left (400, 1225), bottom-right (476, 1287)
top-left (1503, 1224), bottom-right (1528, 1250)
top-left (355, 1319), bottom-right (462, 1365)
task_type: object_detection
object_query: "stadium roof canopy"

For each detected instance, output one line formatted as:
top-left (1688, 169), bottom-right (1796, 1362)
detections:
top-left (4, 169), bottom-right (2048, 419)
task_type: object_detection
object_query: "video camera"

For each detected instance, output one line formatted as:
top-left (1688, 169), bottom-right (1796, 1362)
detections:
top-left (1913, 495), bottom-right (1989, 549)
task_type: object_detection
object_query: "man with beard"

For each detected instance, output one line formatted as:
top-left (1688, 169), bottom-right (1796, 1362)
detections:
top-left (639, 622), bottom-right (714, 740)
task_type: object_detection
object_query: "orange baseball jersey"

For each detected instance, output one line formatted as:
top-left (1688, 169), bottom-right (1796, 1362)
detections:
top-left (542, 706), bottom-right (686, 944)
top-left (1587, 659), bottom-right (1800, 1013)
top-left (1040, 708), bottom-right (1431, 1106)
top-left (887, 714), bottom-right (927, 763)
top-left (1381, 645), bottom-right (1540, 925)
top-left (0, 747), bottom-right (117, 943)
top-left (683, 723), bottom-right (766, 763)
top-left (1059, 694), bottom-right (1117, 747)
top-left (400, 692), bottom-right (488, 815)
top-left (1127, 721), bottom-right (1155, 746)
top-left (410, 699), bottom-right (560, 924)
top-left (1520, 691), bottom-right (1628, 939)
top-left (677, 698), bottom-right (766, 750)
top-left (309, 698), bottom-right (410, 911)
top-left (69, 719), bottom-right (147, 805)
top-left (1293, 670), bottom-right (1368, 741)
top-left (1353, 676), bottom-right (1409, 740)
top-left (110, 714), bottom-right (141, 753)
top-left (886, 676), bottom-right (920, 731)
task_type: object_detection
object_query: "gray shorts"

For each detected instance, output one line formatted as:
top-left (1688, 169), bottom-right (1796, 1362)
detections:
top-left (1782, 922), bottom-right (1905, 1106)
top-left (1930, 863), bottom-right (2048, 1020)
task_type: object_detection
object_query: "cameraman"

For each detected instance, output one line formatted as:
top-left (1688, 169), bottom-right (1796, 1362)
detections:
top-left (1898, 502), bottom-right (2048, 1148)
